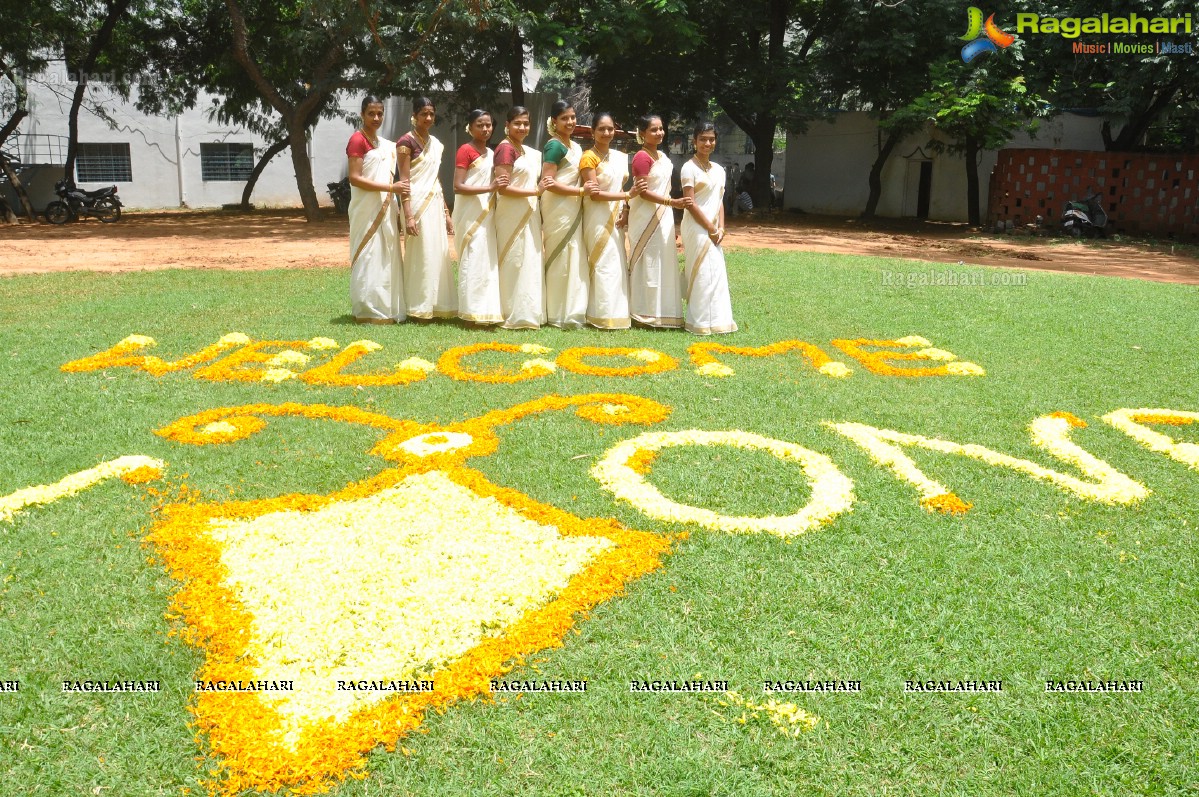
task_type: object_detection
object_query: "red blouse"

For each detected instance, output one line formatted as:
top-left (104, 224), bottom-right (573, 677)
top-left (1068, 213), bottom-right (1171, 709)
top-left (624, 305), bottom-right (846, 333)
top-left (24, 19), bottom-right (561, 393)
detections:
top-left (397, 132), bottom-right (425, 160)
top-left (456, 142), bottom-right (487, 169)
top-left (631, 150), bottom-right (655, 178)
top-left (493, 141), bottom-right (519, 167)
top-left (346, 130), bottom-right (374, 159)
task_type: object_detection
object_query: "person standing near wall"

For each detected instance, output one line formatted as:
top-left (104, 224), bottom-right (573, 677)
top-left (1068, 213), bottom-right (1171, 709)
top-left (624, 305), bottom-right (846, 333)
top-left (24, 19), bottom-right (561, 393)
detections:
top-left (679, 121), bottom-right (736, 335)
top-left (397, 97), bottom-right (456, 320)
top-left (346, 95), bottom-right (408, 324)
top-left (628, 114), bottom-right (690, 328)
top-left (453, 109), bottom-right (507, 326)
top-left (493, 106), bottom-right (546, 330)
top-left (540, 100), bottom-right (589, 329)
top-left (580, 112), bottom-right (636, 330)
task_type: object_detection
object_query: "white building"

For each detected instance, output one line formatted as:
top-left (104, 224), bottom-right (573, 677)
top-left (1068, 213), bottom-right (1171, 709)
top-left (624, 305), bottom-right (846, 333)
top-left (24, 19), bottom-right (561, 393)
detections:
top-left (782, 110), bottom-right (1106, 221)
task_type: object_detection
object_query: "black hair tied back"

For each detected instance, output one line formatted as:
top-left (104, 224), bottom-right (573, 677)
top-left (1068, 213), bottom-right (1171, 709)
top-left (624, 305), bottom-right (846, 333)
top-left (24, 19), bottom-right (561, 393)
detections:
top-left (637, 113), bottom-right (662, 133)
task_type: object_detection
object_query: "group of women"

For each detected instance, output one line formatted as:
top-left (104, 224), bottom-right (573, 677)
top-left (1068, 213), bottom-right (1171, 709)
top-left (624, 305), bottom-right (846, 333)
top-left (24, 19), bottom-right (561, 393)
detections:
top-left (346, 96), bottom-right (736, 335)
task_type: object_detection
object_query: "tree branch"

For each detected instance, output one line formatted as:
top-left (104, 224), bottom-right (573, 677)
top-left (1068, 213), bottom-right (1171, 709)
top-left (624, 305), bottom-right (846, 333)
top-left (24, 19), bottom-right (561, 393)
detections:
top-left (0, 59), bottom-right (29, 144)
top-left (225, 0), bottom-right (293, 118)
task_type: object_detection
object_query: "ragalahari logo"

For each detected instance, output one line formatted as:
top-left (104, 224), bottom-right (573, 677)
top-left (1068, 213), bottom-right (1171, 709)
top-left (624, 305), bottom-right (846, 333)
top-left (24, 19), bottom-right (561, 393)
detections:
top-left (961, 7), bottom-right (1016, 62)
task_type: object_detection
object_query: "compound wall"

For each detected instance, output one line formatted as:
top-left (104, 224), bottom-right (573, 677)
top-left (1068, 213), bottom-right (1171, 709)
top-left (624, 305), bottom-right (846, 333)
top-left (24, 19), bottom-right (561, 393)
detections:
top-left (988, 149), bottom-right (1199, 240)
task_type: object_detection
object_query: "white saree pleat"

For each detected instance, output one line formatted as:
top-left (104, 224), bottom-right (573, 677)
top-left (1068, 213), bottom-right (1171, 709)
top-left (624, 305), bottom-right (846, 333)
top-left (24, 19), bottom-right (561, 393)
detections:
top-left (583, 152), bottom-right (630, 329)
top-left (453, 149), bottom-right (502, 324)
top-left (403, 135), bottom-right (456, 318)
top-left (495, 144), bottom-right (545, 329)
top-left (628, 153), bottom-right (682, 328)
top-left (542, 140), bottom-right (588, 329)
top-left (348, 138), bottom-right (404, 322)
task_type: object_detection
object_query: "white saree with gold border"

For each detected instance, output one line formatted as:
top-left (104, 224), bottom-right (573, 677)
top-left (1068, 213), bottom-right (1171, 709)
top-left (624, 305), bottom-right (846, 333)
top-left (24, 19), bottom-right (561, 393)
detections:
top-left (348, 137), bottom-right (404, 322)
top-left (402, 134), bottom-right (456, 319)
top-left (680, 159), bottom-right (737, 335)
top-left (453, 146), bottom-right (502, 325)
top-left (495, 142), bottom-right (545, 330)
top-left (628, 151), bottom-right (682, 328)
top-left (582, 149), bottom-right (631, 329)
top-left (542, 139), bottom-right (588, 329)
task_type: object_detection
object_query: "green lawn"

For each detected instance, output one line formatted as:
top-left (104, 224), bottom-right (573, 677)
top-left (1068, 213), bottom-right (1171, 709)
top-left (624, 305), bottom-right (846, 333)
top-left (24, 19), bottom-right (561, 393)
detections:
top-left (1, 251), bottom-right (1196, 796)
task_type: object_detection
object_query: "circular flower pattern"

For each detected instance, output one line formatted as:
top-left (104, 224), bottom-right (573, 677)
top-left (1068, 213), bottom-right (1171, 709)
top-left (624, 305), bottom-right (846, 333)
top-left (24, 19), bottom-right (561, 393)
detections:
top-left (592, 430), bottom-right (854, 537)
top-left (555, 347), bottom-right (678, 378)
top-left (438, 343), bottom-right (557, 383)
top-left (398, 432), bottom-right (475, 458)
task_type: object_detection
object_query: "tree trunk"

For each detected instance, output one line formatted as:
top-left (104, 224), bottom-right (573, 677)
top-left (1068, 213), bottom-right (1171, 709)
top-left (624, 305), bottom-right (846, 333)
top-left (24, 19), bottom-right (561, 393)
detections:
top-left (862, 128), bottom-right (901, 219)
top-left (507, 28), bottom-right (525, 107)
top-left (287, 123), bottom-right (321, 221)
top-left (240, 138), bottom-right (289, 209)
top-left (0, 194), bottom-right (15, 224)
top-left (964, 133), bottom-right (981, 226)
top-left (748, 120), bottom-right (776, 211)
top-left (0, 108), bottom-right (26, 147)
top-left (63, 0), bottom-right (132, 183)
top-left (0, 154), bottom-right (36, 219)
top-left (226, 0), bottom-right (344, 223)
top-left (0, 65), bottom-right (36, 220)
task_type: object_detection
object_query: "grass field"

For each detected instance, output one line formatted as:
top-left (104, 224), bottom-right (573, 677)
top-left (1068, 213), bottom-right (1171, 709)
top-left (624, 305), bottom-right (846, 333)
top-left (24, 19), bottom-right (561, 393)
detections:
top-left (1, 250), bottom-right (1197, 796)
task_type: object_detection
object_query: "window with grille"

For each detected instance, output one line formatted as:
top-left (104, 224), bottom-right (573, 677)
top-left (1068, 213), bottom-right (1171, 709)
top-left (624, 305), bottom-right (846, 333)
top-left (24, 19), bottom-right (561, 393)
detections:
top-left (200, 143), bottom-right (255, 181)
top-left (76, 142), bottom-right (132, 182)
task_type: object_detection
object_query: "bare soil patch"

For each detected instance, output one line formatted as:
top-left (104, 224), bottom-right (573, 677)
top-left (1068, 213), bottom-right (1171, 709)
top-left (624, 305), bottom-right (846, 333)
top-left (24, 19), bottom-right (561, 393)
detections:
top-left (3, 208), bottom-right (1197, 285)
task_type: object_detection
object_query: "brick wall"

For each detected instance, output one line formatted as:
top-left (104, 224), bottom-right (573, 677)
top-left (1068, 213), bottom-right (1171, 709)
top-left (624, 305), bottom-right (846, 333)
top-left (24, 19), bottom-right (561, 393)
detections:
top-left (987, 148), bottom-right (1199, 240)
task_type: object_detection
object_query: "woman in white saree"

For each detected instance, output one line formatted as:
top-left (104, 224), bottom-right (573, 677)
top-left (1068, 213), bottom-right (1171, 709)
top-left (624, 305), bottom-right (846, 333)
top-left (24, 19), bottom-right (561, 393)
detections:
top-left (346, 95), bottom-right (407, 323)
top-left (453, 109), bottom-right (506, 325)
top-left (628, 114), bottom-right (690, 328)
top-left (493, 106), bottom-right (545, 330)
top-left (540, 100), bottom-right (588, 329)
top-left (397, 97), bottom-right (456, 319)
top-left (580, 112), bottom-right (637, 329)
top-left (679, 121), bottom-right (737, 335)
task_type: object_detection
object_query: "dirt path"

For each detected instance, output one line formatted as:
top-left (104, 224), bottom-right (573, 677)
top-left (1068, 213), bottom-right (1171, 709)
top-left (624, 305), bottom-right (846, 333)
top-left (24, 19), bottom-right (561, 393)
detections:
top-left (3, 209), bottom-right (1198, 284)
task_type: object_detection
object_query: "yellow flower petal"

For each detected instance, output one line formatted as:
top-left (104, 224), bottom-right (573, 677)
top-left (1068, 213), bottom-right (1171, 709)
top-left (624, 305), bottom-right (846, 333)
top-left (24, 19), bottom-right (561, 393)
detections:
top-left (397, 357), bottom-right (436, 373)
top-left (260, 368), bottom-right (296, 383)
top-left (695, 362), bottom-right (736, 378)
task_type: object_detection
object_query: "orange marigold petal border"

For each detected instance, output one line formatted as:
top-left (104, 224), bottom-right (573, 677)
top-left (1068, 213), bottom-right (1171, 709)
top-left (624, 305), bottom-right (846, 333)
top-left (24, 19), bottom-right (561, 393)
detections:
top-left (146, 394), bottom-right (674, 796)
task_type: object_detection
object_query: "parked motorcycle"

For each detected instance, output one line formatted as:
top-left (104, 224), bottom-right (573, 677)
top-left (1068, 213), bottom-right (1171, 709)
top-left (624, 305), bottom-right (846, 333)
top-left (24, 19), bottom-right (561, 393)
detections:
top-left (328, 178), bottom-right (351, 215)
top-left (1061, 191), bottom-right (1107, 238)
top-left (44, 179), bottom-right (122, 224)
